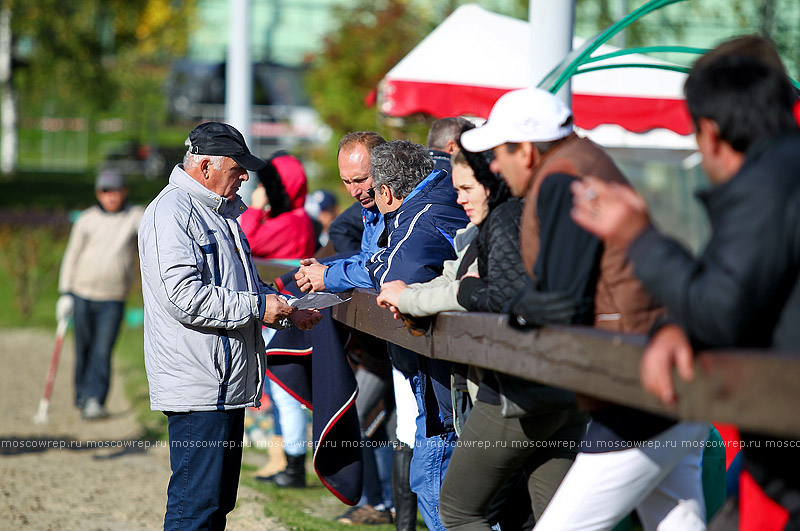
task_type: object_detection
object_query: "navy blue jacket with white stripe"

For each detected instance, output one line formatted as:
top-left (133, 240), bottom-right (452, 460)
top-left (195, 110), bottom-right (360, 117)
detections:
top-left (367, 169), bottom-right (469, 288)
top-left (367, 168), bottom-right (469, 435)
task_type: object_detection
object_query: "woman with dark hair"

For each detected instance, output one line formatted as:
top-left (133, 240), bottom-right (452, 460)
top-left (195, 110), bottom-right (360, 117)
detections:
top-left (240, 152), bottom-right (316, 259)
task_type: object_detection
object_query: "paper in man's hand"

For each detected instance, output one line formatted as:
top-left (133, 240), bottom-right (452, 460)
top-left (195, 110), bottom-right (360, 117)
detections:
top-left (290, 292), bottom-right (351, 310)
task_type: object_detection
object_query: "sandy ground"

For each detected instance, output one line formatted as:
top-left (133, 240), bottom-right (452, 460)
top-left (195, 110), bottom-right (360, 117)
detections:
top-left (0, 328), bottom-right (286, 531)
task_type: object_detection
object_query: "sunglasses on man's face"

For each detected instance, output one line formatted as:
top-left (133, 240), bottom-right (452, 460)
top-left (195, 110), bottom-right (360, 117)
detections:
top-left (366, 185), bottom-right (379, 199)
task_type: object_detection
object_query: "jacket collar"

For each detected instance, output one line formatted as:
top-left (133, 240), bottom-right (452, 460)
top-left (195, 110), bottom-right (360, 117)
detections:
top-left (527, 133), bottom-right (579, 192)
top-left (362, 205), bottom-right (381, 224)
top-left (695, 134), bottom-right (788, 209)
top-left (454, 223), bottom-right (478, 251)
top-left (429, 149), bottom-right (451, 172)
top-left (404, 168), bottom-right (444, 204)
top-left (382, 169), bottom-right (446, 227)
top-left (169, 164), bottom-right (248, 219)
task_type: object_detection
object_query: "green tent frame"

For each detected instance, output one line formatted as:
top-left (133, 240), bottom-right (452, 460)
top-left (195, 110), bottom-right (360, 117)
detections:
top-left (538, 0), bottom-right (800, 94)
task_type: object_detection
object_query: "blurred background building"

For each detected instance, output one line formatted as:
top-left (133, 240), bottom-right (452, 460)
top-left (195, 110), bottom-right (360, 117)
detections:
top-left (3, 0), bottom-right (799, 249)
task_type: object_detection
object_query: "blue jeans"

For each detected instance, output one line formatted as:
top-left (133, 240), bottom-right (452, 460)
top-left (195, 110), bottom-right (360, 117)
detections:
top-left (409, 374), bottom-right (457, 531)
top-left (72, 295), bottom-right (124, 407)
top-left (165, 409), bottom-right (245, 530)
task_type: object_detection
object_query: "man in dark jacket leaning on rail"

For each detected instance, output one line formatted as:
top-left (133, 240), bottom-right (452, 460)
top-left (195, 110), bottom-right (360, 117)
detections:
top-left (365, 140), bottom-right (469, 531)
top-left (570, 36), bottom-right (800, 529)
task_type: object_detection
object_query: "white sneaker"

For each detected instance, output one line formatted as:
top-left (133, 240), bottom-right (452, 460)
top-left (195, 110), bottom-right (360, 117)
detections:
top-left (82, 398), bottom-right (108, 420)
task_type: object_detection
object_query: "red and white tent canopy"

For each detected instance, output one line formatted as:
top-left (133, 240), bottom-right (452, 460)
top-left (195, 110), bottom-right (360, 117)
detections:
top-left (378, 4), bottom-right (696, 150)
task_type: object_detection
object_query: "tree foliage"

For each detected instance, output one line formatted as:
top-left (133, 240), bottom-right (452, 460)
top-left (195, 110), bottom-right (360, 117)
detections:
top-left (9, 0), bottom-right (196, 115)
top-left (305, 0), bottom-right (430, 138)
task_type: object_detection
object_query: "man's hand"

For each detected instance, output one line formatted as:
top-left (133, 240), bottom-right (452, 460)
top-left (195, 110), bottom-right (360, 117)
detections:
top-left (639, 324), bottom-right (696, 407)
top-left (262, 294), bottom-right (296, 324)
top-left (570, 177), bottom-right (651, 249)
top-left (294, 258), bottom-right (328, 293)
top-left (290, 309), bottom-right (323, 330)
top-left (56, 294), bottom-right (74, 323)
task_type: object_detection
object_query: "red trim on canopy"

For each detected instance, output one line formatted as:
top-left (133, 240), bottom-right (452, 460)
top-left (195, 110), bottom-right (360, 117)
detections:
top-left (573, 93), bottom-right (692, 135)
top-left (381, 79), bottom-right (694, 135)
top-left (381, 80), bottom-right (507, 121)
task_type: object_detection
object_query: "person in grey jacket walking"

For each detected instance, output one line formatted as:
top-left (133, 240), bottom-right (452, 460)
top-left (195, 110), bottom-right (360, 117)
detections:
top-left (139, 122), bottom-right (321, 530)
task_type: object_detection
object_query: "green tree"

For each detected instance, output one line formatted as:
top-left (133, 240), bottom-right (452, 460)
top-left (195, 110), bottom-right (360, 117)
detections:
top-left (12, 0), bottom-right (195, 112)
top-left (305, 0), bottom-right (429, 137)
top-left (1, 0), bottom-right (197, 174)
top-left (304, 0), bottom-right (433, 189)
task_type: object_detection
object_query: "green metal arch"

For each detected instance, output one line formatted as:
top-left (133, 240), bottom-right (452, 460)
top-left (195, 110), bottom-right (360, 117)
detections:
top-left (538, 0), bottom-right (800, 95)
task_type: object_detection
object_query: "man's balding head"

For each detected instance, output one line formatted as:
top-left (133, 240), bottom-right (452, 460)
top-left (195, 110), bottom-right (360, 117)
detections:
top-left (427, 117), bottom-right (475, 153)
top-left (337, 131), bottom-right (387, 209)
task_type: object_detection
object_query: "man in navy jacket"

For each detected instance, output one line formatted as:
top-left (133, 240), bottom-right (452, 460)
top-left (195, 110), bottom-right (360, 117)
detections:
top-left (366, 140), bottom-right (469, 531)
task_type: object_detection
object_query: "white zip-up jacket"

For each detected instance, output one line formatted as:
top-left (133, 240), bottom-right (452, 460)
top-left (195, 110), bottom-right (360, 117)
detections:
top-left (139, 165), bottom-right (283, 412)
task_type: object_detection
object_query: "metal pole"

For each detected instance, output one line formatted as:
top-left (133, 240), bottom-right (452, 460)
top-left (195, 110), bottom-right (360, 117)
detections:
top-left (226, 0), bottom-right (256, 205)
top-left (0, 5), bottom-right (17, 175)
top-left (529, 0), bottom-right (575, 104)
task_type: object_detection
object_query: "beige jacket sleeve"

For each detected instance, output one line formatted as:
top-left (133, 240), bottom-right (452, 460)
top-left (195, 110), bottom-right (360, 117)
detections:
top-left (58, 211), bottom-right (90, 294)
top-left (395, 224), bottom-right (479, 317)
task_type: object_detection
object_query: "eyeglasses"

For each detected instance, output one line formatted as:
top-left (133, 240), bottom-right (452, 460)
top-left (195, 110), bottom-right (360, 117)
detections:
top-left (366, 185), bottom-right (379, 199)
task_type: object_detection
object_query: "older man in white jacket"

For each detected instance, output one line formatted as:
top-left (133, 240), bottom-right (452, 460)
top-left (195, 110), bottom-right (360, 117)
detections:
top-left (139, 122), bottom-right (320, 530)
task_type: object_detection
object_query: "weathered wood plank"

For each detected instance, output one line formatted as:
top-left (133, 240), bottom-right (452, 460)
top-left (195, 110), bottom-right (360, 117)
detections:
top-left (331, 289), bottom-right (800, 439)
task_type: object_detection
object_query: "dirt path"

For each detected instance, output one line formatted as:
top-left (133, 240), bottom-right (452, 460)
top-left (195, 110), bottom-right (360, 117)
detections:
top-left (0, 328), bottom-right (285, 530)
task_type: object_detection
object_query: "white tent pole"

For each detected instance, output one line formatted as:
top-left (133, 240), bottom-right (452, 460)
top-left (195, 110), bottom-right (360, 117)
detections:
top-left (226, 0), bottom-right (255, 205)
top-left (529, 0), bottom-right (575, 105)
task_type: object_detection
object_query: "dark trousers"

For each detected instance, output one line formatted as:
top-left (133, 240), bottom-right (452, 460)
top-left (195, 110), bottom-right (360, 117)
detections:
top-left (72, 295), bottom-right (124, 407)
top-left (439, 400), bottom-right (587, 531)
top-left (164, 409), bottom-right (245, 531)
top-left (356, 367), bottom-right (394, 508)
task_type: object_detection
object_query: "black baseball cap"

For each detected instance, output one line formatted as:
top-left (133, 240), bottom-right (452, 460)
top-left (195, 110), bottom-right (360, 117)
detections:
top-left (187, 122), bottom-right (267, 171)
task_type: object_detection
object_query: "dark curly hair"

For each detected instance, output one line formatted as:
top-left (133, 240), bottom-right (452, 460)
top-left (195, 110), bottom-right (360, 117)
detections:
top-left (451, 139), bottom-right (510, 213)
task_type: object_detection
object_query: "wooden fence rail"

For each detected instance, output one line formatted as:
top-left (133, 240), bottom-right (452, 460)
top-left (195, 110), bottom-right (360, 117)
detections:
top-left (256, 260), bottom-right (800, 439)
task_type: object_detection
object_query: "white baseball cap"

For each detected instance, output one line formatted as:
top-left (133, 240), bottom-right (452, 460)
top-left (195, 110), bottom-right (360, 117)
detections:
top-left (460, 88), bottom-right (573, 152)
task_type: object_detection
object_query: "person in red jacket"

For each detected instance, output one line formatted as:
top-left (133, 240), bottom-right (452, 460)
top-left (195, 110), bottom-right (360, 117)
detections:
top-left (241, 152), bottom-right (316, 489)
top-left (240, 152), bottom-right (316, 260)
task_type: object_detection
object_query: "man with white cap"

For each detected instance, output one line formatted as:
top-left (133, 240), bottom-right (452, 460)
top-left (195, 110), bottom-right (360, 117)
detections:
top-left (436, 88), bottom-right (599, 529)
top-left (458, 89), bottom-right (707, 531)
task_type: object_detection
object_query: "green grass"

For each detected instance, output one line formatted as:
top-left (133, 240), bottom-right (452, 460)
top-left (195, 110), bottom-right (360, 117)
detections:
top-left (115, 322), bottom-right (168, 440)
top-left (240, 462), bottom-right (405, 531)
top-left (0, 169), bottom-right (404, 530)
top-left (0, 226), bottom-right (67, 328)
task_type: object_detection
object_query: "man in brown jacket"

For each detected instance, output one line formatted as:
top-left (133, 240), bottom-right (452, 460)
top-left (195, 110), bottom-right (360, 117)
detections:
top-left (439, 88), bottom-right (600, 529)
top-left (462, 87), bottom-right (708, 531)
